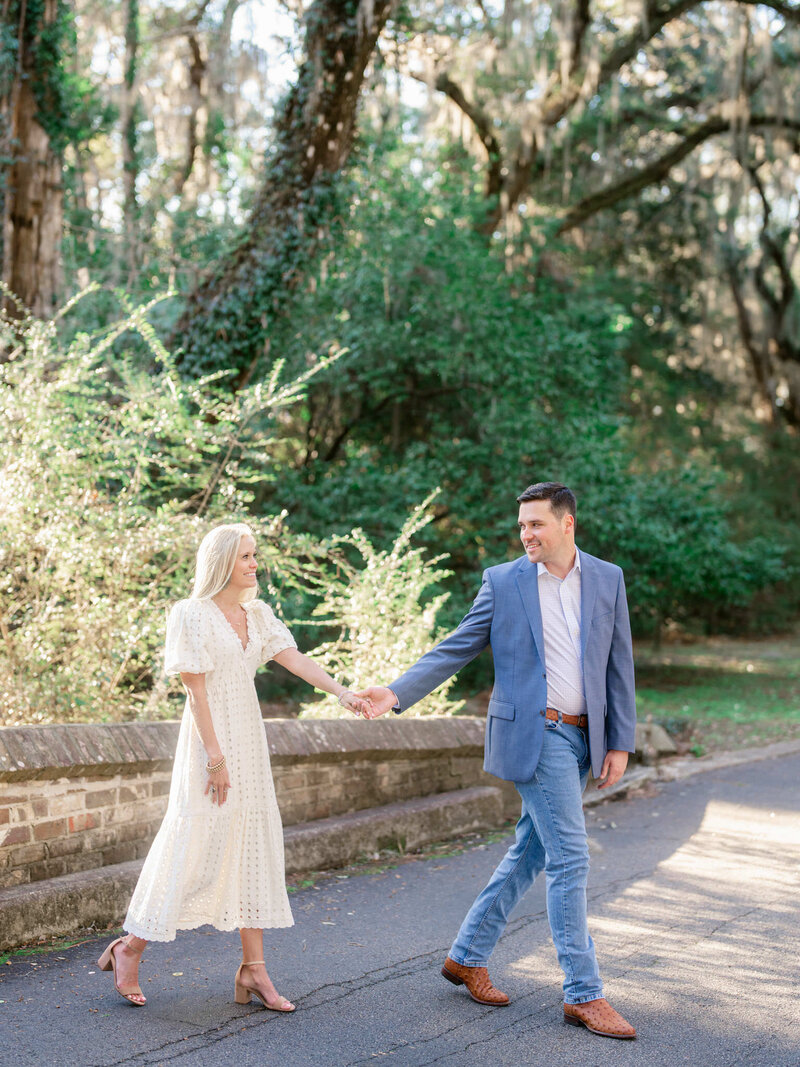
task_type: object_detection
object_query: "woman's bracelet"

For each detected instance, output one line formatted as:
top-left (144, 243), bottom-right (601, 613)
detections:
top-left (337, 690), bottom-right (355, 707)
top-left (206, 754), bottom-right (226, 773)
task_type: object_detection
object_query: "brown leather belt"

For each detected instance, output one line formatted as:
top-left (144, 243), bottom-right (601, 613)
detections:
top-left (546, 707), bottom-right (588, 729)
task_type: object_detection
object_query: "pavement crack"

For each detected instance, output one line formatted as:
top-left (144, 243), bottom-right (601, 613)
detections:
top-left (86, 1008), bottom-right (281, 1067)
top-left (84, 950), bottom-right (465, 1067)
top-left (343, 992), bottom-right (556, 1067)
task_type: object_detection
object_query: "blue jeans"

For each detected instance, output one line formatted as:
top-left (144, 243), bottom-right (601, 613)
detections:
top-left (448, 720), bottom-right (603, 1004)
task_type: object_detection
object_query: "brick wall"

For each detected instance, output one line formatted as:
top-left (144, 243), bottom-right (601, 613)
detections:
top-left (0, 773), bottom-right (172, 887)
top-left (0, 718), bottom-right (500, 890)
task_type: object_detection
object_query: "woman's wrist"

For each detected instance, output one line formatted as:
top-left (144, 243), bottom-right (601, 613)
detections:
top-left (206, 753), bottom-right (226, 773)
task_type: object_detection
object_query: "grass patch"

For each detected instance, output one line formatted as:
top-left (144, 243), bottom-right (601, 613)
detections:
top-left (0, 933), bottom-right (100, 967)
top-left (634, 634), bottom-right (800, 754)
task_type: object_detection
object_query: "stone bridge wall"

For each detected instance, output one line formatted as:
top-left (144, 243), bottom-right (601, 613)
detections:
top-left (0, 718), bottom-right (504, 890)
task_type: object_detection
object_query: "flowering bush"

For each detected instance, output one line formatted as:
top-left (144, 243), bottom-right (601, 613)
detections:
top-left (300, 493), bottom-right (462, 718)
top-left (0, 291), bottom-right (337, 723)
top-left (0, 291), bottom-right (457, 723)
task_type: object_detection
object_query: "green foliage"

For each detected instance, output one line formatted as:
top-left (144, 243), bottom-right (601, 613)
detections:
top-left (173, 169), bottom-right (347, 380)
top-left (0, 288), bottom-right (342, 724)
top-left (233, 140), bottom-right (788, 649)
top-left (0, 0), bottom-right (93, 152)
top-left (299, 492), bottom-right (462, 718)
top-left (635, 636), bottom-right (800, 752)
top-left (561, 433), bottom-right (787, 637)
top-left (1, 0), bottom-right (794, 730)
top-left (0, 289), bottom-right (463, 724)
top-left (258, 148), bottom-right (630, 604)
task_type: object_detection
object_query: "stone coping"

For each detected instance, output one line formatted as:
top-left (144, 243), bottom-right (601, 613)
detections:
top-left (0, 718), bottom-right (487, 781)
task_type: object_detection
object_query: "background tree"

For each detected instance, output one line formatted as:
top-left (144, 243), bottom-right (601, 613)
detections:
top-left (366, 1), bottom-right (799, 429)
top-left (171, 0), bottom-right (397, 383)
top-left (1, 0), bottom-right (797, 715)
top-left (0, 0), bottom-right (72, 318)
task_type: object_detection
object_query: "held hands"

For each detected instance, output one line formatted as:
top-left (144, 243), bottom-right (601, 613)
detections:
top-left (352, 686), bottom-right (398, 719)
top-left (596, 749), bottom-right (629, 790)
top-left (337, 690), bottom-right (374, 718)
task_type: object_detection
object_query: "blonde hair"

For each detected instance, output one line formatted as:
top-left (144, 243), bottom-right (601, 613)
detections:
top-left (191, 523), bottom-right (257, 602)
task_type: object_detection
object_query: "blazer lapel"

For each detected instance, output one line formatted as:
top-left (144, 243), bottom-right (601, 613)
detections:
top-left (579, 550), bottom-right (598, 662)
top-left (515, 559), bottom-right (546, 666)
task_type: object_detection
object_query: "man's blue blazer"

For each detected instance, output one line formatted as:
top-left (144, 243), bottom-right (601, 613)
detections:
top-left (390, 550), bottom-right (637, 783)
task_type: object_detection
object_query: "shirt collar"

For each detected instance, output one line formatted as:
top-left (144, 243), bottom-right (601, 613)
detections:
top-left (537, 547), bottom-right (581, 579)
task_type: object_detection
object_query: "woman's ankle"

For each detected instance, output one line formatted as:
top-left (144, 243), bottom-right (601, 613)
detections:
top-left (123, 934), bottom-right (146, 955)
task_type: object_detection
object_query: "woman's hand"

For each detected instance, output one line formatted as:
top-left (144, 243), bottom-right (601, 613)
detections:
top-left (205, 762), bottom-right (232, 806)
top-left (181, 673), bottom-right (229, 804)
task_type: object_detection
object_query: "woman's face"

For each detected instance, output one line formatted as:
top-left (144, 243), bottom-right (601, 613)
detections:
top-left (228, 535), bottom-right (258, 592)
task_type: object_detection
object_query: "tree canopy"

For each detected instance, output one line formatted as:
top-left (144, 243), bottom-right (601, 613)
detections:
top-left (0, 0), bottom-right (798, 719)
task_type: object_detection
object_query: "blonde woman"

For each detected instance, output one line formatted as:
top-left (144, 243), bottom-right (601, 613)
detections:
top-left (97, 523), bottom-right (368, 1011)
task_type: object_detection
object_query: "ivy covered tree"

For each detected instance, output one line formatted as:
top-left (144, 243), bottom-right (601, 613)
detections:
top-left (171, 0), bottom-right (397, 383)
top-left (0, 0), bottom-right (794, 669)
top-left (0, 0), bottom-right (73, 317)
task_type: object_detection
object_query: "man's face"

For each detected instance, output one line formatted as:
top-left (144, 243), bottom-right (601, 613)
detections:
top-left (518, 499), bottom-right (573, 564)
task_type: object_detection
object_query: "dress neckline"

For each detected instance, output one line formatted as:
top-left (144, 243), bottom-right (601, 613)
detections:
top-left (209, 599), bottom-right (252, 653)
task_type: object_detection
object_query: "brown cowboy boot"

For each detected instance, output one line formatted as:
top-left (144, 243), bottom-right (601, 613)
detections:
top-left (441, 957), bottom-right (509, 1006)
top-left (563, 998), bottom-right (636, 1039)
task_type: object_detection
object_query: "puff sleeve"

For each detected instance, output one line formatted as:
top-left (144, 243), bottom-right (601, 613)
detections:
top-left (251, 600), bottom-right (297, 663)
top-left (164, 599), bottom-right (215, 675)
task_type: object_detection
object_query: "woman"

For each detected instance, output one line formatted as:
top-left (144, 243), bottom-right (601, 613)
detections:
top-left (97, 523), bottom-right (368, 1011)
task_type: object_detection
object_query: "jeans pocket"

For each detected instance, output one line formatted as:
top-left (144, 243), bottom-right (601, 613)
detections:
top-left (578, 731), bottom-right (591, 767)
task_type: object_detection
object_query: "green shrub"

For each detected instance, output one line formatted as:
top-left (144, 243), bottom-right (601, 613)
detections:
top-left (0, 290), bottom-right (336, 723)
top-left (299, 492), bottom-right (462, 717)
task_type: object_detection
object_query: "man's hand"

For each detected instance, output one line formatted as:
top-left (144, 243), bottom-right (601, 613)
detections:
top-left (354, 686), bottom-right (398, 719)
top-left (596, 749), bottom-right (629, 790)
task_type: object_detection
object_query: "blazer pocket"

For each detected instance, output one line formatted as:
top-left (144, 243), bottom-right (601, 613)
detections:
top-left (591, 610), bottom-right (613, 624)
top-left (488, 699), bottom-right (515, 721)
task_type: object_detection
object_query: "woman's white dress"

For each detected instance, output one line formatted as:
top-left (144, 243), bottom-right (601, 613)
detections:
top-left (125, 598), bottom-right (295, 941)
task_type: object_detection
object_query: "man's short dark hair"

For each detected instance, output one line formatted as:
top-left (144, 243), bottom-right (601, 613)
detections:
top-left (516, 482), bottom-right (577, 520)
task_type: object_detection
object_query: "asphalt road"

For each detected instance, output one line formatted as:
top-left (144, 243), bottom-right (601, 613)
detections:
top-left (2, 752), bottom-right (799, 1067)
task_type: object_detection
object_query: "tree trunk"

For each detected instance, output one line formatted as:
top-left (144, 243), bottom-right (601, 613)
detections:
top-left (172, 33), bottom-right (206, 203)
top-left (172, 0), bottom-right (395, 384)
top-left (121, 0), bottom-right (141, 286)
top-left (0, 0), bottom-right (63, 320)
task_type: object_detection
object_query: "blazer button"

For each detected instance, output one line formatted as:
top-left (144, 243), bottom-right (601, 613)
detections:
top-left (539, 709), bottom-right (546, 716)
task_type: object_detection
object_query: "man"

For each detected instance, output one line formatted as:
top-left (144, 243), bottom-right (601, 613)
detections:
top-left (357, 482), bottom-right (637, 1040)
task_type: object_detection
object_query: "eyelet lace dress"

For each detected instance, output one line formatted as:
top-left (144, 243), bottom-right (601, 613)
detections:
top-left (124, 598), bottom-right (296, 941)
